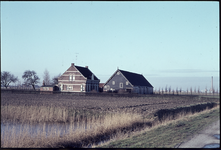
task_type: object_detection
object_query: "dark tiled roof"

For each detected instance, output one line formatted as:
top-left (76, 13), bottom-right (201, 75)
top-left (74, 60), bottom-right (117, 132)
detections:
top-left (75, 66), bottom-right (99, 80)
top-left (119, 70), bottom-right (153, 87)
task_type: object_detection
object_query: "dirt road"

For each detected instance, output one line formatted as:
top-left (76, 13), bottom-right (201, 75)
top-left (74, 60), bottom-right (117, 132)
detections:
top-left (178, 120), bottom-right (220, 148)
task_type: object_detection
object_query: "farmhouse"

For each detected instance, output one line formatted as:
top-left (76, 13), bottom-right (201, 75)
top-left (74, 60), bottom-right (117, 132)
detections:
top-left (58, 63), bottom-right (100, 92)
top-left (103, 69), bottom-right (153, 94)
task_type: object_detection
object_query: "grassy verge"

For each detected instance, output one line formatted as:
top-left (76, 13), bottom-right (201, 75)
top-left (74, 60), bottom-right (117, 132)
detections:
top-left (199, 95), bottom-right (220, 99)
top-left (97, 105), bottom-right (220, 148)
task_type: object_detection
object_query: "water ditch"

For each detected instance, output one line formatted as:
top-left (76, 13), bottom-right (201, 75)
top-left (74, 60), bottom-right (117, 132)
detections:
top-left (1, 121), bottom-right (94, 141)
top-left (1, 119), bottom-right (150, 148)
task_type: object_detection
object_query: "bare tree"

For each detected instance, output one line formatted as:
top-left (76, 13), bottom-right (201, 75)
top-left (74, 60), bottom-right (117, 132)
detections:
top-left (179, 87), bottom-right (182, 95)
top-left (43, 69), bottom-right (50, 85)
top-left (22, 70), bottom-right (40, 90)
top-left (190, 87), bottom-right (192, 95)
top-left (154, 88), bottom-right (157, 94)
top-left (165, 85), bottom-right (168, 94)
top-left (194, 87), bottom-right (196, 94)
top-left (205, 87), bottom-right (207, 95)
top-left (162, 87), bottom-right (164, 95)
top-left (186, 88), bottom-right (188, 95)
top-left (168, 86), bottom-right (171, 95)
top-left (198, 86), bottom-right (200, 95)
top-left (176, 87), bottom-right (179, 95)
top-left (51, 73), bottom-right (61, 85)
top-left (1, 71), bottom-right (18, 89)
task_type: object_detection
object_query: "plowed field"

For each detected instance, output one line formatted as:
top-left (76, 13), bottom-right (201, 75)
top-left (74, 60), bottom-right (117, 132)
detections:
top-left (1, 93), bottom-right (219, 118)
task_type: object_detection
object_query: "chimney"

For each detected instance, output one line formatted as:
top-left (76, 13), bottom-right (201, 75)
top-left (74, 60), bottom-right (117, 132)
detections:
top-left (85, 66), bottom-right (88, 68)
top-left (71, 63), bottom-right (74, 67)
top-left (42, 80), bottom-right (45, 86)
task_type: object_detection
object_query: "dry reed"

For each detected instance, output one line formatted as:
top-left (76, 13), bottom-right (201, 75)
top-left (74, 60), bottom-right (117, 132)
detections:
top-left (1, 106), bottom-right (143, 148)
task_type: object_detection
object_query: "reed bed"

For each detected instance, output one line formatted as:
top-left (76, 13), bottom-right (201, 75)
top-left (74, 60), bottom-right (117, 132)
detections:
top-left (1, 105), bottom-right (106, 123)
top-left (1, 110), bottom-right (143, 148)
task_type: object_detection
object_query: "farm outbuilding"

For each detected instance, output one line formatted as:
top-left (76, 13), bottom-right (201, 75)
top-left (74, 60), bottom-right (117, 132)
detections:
top-left (58, 63), bottom-right (100, 92)
top-left (103, 69), bottom-right (153, 94)
top-left (40, 85), bottom-right (59, 92)
top-left (40, 81), bottom-right (59, 92)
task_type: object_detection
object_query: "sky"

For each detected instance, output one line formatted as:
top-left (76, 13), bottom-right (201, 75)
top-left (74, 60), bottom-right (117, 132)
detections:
top-left (1, 1), bottom-right (220, 91)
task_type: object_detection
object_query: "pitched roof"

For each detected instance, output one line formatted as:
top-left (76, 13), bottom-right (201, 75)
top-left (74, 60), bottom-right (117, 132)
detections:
top-left (75, 66), bottom-right (99, 80)
top-left (119, 69), bottom-right (153, 87)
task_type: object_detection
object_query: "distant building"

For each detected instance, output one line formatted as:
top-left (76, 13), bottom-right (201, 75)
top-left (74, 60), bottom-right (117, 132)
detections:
top-left (40, 85), bottom-right (59, 92)
top-left (40, 80), bottom-right (59, 92)
top-left (103, 69), bottom-right (153, 94)
top-left (58, 63), bottom-right (100, 92)
top-left (99, 83), bottom-right (105, 92)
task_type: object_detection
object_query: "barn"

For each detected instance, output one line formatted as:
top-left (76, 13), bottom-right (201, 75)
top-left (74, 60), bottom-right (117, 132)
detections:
top-left (58, 63), bottom-right (100, 92)
top-left (103, 69), bottom-right (153, 94)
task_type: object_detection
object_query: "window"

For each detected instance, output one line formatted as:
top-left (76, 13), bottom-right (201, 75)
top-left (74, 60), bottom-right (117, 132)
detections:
top-left (68, 85), bottom-right (73, 90)
top-left (70, 74), bottom-right (75, 81)
top-left (119, 82), bottom-right (123, 88)
top-left (126, 81), bottom-right (129, 85)
top-left (81, 84), bottom-right (84, 91)
top-left (112, 81), bottom-right (115, 85)
top-left (117, 72), bottom-right (120, 75)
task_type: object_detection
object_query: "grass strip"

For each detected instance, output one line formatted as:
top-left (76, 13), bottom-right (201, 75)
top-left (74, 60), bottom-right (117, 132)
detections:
top-left (98, 106), bottom-right (220, 148)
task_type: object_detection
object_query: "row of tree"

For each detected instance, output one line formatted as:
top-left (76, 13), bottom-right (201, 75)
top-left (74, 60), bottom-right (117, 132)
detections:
top-left (1, 69), bottom-right (61, 90)
top-left (154, 85), bottom-right (218, 95)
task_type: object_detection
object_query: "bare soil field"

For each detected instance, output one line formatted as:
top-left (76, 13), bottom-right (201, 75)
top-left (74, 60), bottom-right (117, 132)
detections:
top-left (1, 93), bottom-right (219, 119)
